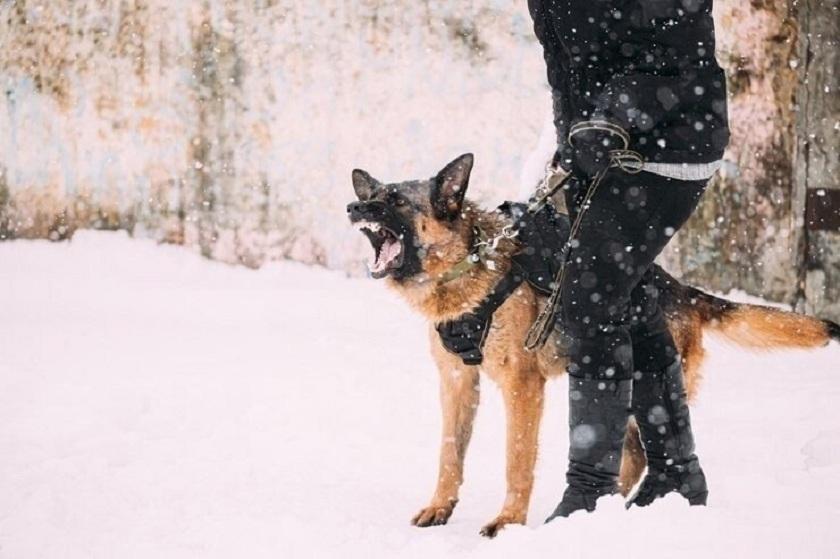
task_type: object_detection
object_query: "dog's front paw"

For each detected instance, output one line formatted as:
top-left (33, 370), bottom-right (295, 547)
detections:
top-left (479, 513), bottom-right (525, 538)
top-left (411, 500), bottom-right (457, 528)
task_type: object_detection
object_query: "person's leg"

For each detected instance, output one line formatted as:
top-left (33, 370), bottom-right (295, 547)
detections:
top-left (626, 235), bottom-right (708, 506)
top-left (548, 170), bottom-right (707, 519)
top-left (628, 321), bottom-right (708, 505)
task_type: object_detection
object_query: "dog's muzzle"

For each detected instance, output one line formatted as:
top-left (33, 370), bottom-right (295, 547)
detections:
top-left (347, 201), bottom-right (407, 279)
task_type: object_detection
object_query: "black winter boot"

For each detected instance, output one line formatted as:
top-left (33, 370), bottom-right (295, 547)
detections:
top-left (546, 377), bottom-right (632, 521)
top-left (627, 359), bottom-right (708, 508)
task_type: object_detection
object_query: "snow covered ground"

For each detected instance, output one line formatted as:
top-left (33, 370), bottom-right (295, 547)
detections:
top-left (1, 231), bottom-right (839, 558)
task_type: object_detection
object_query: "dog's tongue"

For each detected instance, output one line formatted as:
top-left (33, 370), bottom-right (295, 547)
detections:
top-left (371, 238), bottom-right (401, 273)
top-left (382, 238), bottom-right (401, 263)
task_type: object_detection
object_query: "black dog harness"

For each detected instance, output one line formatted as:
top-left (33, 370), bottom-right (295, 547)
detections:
top-left (435, 202), bottom-right (571, 365)
top-left (436, 140), bottom-right (644, 366)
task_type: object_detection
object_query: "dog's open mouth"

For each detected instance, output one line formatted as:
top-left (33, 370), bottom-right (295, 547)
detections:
top-left (353, 221), bottom-right (404, 278)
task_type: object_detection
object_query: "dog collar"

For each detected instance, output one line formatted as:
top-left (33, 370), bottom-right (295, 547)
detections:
top-left (437, 226), bottom-right (493, 285)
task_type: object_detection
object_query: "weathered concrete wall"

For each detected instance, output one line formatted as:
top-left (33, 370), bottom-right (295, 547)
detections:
top-left (661, 0), bottom-right (839, 322)
top-left (0, 0), bottom-right (837, 319)
top-left (794, 0), bottom-right (840, 320)
top-left (0, 0), bottom-right (547, 269)
top-left (666, 0), bottom-right (801, 300)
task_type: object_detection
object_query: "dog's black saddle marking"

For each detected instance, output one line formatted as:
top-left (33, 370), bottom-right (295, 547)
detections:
top-left (435, 202), bottom-right (572, 365)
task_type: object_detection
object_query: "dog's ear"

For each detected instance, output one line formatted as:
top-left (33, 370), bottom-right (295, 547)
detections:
top-left (431, 153), bottom-right (473, 220)
top-left (352, 169), bottom-right (379, 201)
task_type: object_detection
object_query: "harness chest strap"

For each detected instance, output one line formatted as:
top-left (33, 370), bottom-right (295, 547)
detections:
top-left (435, 266), bottom-right (525, 365)
top-left (433, 200), bottom-right (569, 365)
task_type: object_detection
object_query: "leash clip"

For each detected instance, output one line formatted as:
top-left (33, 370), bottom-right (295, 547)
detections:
top-left (501, 224), bottom-right (518, 240)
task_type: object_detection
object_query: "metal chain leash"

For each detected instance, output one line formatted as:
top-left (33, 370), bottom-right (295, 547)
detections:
top-left (437, 159), bottom-right (572, 284)
top-left (438, 120), bottom-right (644, 347)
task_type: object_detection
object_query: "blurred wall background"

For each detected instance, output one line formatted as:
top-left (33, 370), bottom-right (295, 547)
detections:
top-left (0, 0), bottom-right (837, 320)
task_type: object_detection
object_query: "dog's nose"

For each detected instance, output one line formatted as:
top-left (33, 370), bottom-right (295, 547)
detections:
top-left (347, 201), bottom-right (366, 215)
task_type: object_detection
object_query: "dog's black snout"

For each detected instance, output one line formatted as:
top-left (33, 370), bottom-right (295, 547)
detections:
top-left (347, 201), bottom-right (366, 215)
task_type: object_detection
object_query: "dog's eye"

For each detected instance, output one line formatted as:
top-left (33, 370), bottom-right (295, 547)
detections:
top-left (388, 193), bottom-right (406, 207)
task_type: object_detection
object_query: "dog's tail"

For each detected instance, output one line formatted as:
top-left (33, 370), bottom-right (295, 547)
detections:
top-left (690, 287), bottom-right (840, 350)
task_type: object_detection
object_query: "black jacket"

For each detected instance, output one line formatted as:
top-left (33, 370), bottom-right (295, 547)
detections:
top-left (529, 0), bottom-right (730, 164)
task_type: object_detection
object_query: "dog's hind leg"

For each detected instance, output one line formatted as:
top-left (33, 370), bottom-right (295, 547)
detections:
top-left (412, 347), bottom-right (480, 529)
top-left (618, 417), bottom-right (646, 496)
top-left (480, 365), bottom-right (546, 538)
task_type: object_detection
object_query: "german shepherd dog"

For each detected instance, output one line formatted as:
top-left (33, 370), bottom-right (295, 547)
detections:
top-left (346, 153), bottom-right (840, 537)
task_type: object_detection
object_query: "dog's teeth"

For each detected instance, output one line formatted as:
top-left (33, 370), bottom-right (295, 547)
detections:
top-left (354, 221), bottom-right (383, 233)
top-left (353, 221), bottom-right (378, 232)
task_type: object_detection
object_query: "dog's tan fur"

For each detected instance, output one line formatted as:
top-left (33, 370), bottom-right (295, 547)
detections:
top-left (379, 199), bottom-right (836, 538)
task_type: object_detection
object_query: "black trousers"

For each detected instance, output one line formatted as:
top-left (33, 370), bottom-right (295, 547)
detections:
top-left (561, 170), bottom-right (707, 380)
